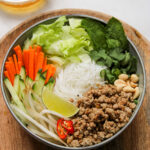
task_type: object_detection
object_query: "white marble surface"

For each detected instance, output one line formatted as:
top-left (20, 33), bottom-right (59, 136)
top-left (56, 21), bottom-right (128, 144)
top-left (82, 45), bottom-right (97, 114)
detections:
top-left (0, 0), bottom-right (150, 41)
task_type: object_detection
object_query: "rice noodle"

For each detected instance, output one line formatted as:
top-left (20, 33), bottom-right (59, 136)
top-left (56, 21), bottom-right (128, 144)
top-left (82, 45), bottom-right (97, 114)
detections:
top-left (54, 61), bottom-right (106, 101)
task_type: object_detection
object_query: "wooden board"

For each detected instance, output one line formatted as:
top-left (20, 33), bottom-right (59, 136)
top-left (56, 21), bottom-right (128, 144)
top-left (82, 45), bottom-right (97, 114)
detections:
top-left (0, 9), bottom-right (150, 150)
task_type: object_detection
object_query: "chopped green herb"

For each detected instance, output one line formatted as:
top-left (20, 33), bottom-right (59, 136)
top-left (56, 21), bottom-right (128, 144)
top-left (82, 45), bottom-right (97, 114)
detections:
top-left (100, 69), bottom-right (106, 79)
top-left (134, 99), bottom-right (138, 105)
top-left (109, 48), bottom-right (125, 61)
top-left (111, 68), bottom-right (121, 77)
top-left (81, 17), bottom-right (137, 83)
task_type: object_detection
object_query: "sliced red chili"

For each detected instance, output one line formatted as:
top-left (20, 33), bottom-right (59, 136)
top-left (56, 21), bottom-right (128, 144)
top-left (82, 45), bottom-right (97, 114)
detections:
top-left (61, 120), bottom-right (74, 134)
top-left (57, 119), bottom-right (68, 139)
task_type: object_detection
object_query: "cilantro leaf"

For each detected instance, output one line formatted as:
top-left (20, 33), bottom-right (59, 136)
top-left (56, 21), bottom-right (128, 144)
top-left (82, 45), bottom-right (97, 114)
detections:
top-left (109, 48), bottom-right (125, 61)
top-left (82, 17), bottom-right (137, 84)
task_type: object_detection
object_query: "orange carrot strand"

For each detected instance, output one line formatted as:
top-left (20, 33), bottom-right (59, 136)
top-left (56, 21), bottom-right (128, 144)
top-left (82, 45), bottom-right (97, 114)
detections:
top-left (18, 61), bottom-right (23, 72)
top-left (13, 54), bottom-right (19, 74)
top-left (23, 50), bottom-right (29, 75)
top-left (14, 45), bottom-right (21, 54)
top-left (8, 57), bottom-right (16, 75)
top-left (36, 45), bottom-right (42, 53)
top-left (35, 52), bottom-right (44, 78)
top-left (5, 63), bottom-right (14, 85)
top-left (4, 71), bottom-right (11, 81)
top-left (51, 65), bottom-right (56, 76)
top-left (34, 52), bottom-right (38, 80)
top-left (14, 45), bottom-right (24, 67)
top-left (29, 49), bottom-right (35, 80)
top-left (42, 57), bottom-right (47, 72)
top-left (17, 50), bottom-right (23, 63)
top-left (45, 65), bottom-right (53, 84)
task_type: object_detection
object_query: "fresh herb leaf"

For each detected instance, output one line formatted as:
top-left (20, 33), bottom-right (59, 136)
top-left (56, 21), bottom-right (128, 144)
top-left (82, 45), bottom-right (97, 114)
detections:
top-left (96, 60), bottom-right (105, 66)
top-left (89, 50), bottom-right (102, 62)
top-left (111, 68), bottom-right (121, 77)
top-left (121, 52), bottom-right (131, 66)
top-left (90, 50), bottom-right (113, 67)
top-left (81, 18), bottom-right (107, 50)
top-left (82, 17), bottom-right (137, 84)
top-left (134, 99), bottom-right (138, 105)
top-left (109, 48), bottom-right (125, 61)
top-left (105, 69), bottom-right (116, 84)
top-left (106, 39), bottom-right (121, 49)
top-left (106, 17), bottom-right (129, 51)
top-left (105, 56), bottom-right (113, 67)
top-left (128, 56), bottom-right (137, 73)
top-left (100, 69), bottom-right (106, 79)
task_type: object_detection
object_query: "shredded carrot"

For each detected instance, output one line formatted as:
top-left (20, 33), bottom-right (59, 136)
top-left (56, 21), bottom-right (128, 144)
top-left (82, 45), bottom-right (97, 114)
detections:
top-left (34, 45), bottom-right (42, 79)
top-left (34, 52), bottom-right (38, 80)
top-left (5, 62), bottom-right (14, 85)
top-left (17, 50), bottom-right (23, 64)
top-left (14, 45), bottom-right (21, 54)
top-left (29, 49), bottom-right (35, 80)
top-left (45, 65), bottom-right (53, 84)
top-left (23, 50), bottom-right (29, 75)
top-left (8, 57), bottom-right (16, 75)
top-left (13, 54), bottom-right (19, 74)
top-left (4, 71), bottom-right (11, 81)
top-left (43, 64), bottom-right (49, 73)
top-left (45, 64), bottom-right (56, 84)
top-left (36, 45), bottom-right (42, 53)
top-left (42, 57), bottom-right (47, 72)
top-left (5, 45), bottom-right (51, 83)
top-left (35, 52), bottom-right (44, 77)
top-left (29, 46), bottom-right (32, 49)
top-left (18, 61), bottom-right (23, 71)
top-left (51, 65), bottom-right (56, 76)
top-left (14, 45), bottom-right (23, 64)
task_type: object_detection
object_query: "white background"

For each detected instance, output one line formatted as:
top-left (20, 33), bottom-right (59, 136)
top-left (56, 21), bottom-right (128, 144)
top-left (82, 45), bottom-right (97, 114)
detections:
top-left (0, 0), bottom-right (150, 41)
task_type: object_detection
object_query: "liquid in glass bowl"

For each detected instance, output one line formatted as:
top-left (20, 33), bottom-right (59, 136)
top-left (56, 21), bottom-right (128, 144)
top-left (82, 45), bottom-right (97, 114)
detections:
top-left (0, 0), bottom-right (46, 15)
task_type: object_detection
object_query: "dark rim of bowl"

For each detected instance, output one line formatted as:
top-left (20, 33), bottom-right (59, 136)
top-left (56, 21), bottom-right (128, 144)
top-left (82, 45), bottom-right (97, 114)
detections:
top-left (1, 14), bottom-right (146, 150)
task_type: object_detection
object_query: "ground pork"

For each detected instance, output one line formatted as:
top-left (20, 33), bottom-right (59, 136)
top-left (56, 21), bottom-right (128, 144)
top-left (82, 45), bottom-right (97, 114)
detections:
top-left (66, 84), bottom-right (136, 147)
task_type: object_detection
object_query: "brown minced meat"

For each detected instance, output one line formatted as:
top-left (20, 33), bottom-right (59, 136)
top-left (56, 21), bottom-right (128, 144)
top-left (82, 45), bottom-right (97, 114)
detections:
top-left (66, 84), bottom-right (136, 147)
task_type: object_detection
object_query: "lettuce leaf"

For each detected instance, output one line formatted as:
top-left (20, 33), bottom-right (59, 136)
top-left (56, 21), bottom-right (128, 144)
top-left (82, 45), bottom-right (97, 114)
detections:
top-left (25, 16), bottom-right (93, 65)
top-left (69, 18), bottom-right (81, 29)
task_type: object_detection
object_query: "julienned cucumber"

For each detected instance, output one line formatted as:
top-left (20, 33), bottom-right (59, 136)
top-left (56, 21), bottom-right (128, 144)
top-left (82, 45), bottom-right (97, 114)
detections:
top-left (41, 71), bottom-right (47, 79)
top-left (35, 69), bottom-right (42, 81)
top-left (4, 78), bottom-right (26, 113)
top-left (25, 76), bottom-right (33, 87)
top-left (32, 73), bottom-right (45, 96)
top-left (35, 70), bottom-right (46, 81)
top-left (14, 75), bottom-right (20, 95)
top-left (44, 77), bottom-right (55, 91)
top-left (20, 67), bottom-right (26, 81)
top-left (19, 78), bottom-right (25, 100)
